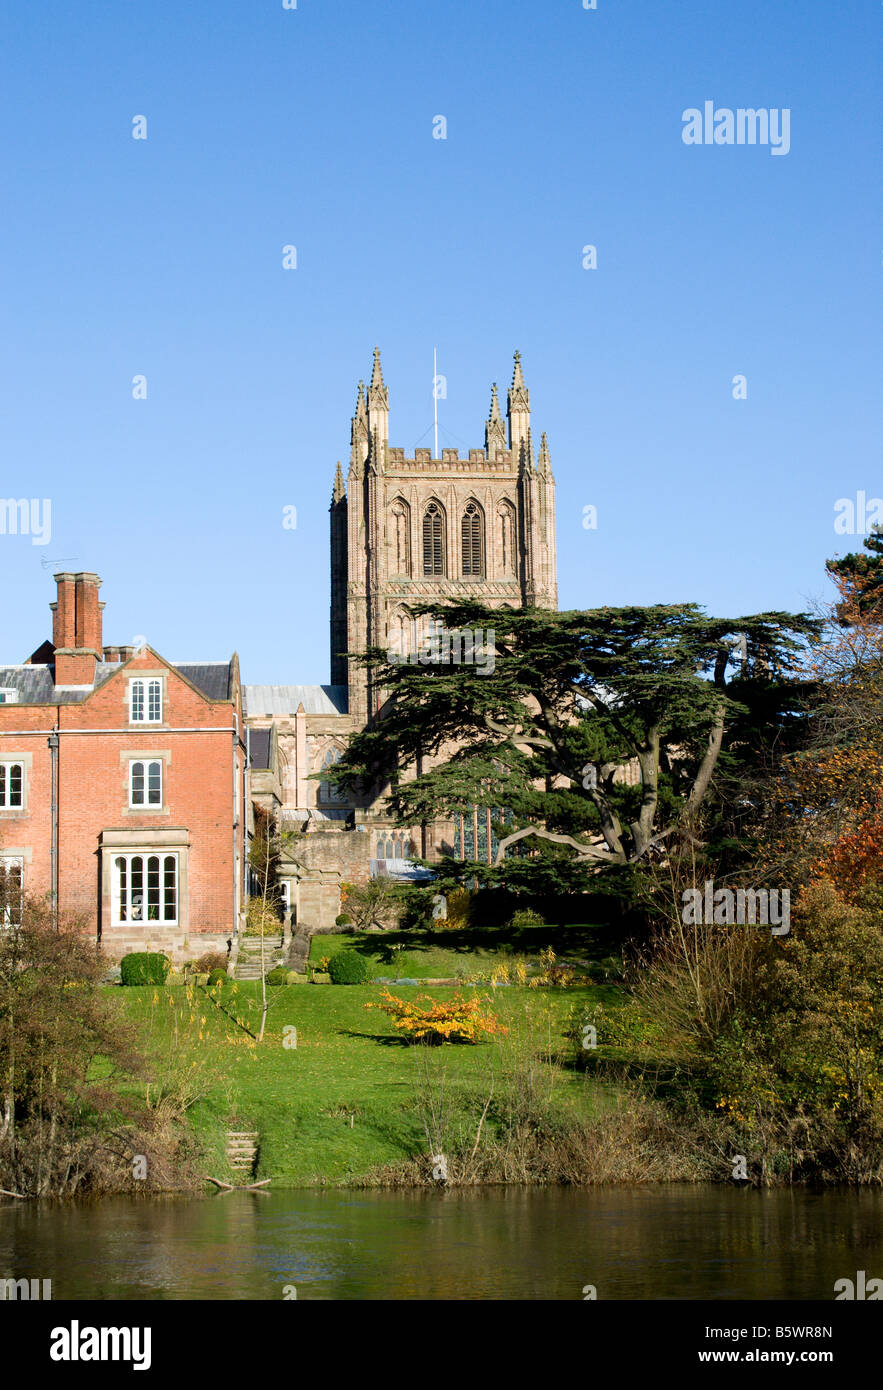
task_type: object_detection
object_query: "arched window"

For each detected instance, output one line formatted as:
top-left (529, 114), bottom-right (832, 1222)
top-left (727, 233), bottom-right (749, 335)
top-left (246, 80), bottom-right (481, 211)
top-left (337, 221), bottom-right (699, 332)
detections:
top-left (388, 606), bottom-right (413, 661)
top-left (498, 500), bottom-right (517, 576)
top-left (391, 498), bottom-right (410, 575)
top-left (453, 807), bottom-right (512, 865)
top-left (375, 833), bottom-right (413, 861)
top-left (319, 747), bottom-right (346, 804)
top-left (461, 501), bottom-right (484, 577)
top-left (422, 501), bottom-right (445, 575)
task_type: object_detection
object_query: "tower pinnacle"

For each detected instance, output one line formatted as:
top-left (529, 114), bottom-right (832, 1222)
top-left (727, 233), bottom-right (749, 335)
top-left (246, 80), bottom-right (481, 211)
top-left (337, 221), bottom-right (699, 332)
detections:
top-left (485, 381), bottom-right (506, 457)
top-left (537, 431), bottom-right (553, 478)
top-left (367, 347), bottom-right (389, 444)
top-left (332, 460), bottom-right (346, 502)
top-left (507, 350), bottom-right (531, 453)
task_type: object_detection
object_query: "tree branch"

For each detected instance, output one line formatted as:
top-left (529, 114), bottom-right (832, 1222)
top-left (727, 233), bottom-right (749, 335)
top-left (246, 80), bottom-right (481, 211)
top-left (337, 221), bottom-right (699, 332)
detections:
top-left (494, 825), bottom-right (626, 866)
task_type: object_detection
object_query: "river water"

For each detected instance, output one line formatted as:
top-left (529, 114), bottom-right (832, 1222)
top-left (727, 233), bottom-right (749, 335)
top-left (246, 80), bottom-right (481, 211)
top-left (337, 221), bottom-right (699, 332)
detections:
top-left (2, 1186), bottom-right (881, 1300)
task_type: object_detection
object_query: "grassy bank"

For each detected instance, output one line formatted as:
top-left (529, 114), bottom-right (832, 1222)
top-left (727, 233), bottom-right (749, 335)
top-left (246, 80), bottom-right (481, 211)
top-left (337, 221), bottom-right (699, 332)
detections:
top-left (308, 921), bottom-right (626, 981)
top-left (114, 975), bottom-right (619, 1186)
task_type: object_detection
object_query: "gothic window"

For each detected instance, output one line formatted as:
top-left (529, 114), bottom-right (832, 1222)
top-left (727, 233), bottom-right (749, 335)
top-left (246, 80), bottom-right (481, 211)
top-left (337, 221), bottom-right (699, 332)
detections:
top-left (319, 747), bottom-right (346, 804)
top-left (389, 607), bottom-right (413, 660)
top-left (391, 498), bottom-right (410, 575)
top-left (498, 501), bottom-right (517, 576)
top-left (453, 807), bottom-right (512, 865)
top-left (422, 501), bottom-right (445, 576)
top-left (461, 501), bottom-right (484, 577)
top-left (375, 833), bottom-right (413, 860)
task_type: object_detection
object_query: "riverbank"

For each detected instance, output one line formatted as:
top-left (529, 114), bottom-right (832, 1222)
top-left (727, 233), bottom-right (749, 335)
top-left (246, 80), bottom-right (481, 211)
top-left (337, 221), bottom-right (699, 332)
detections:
top-left (115, 974), bottom-right (633, 1188)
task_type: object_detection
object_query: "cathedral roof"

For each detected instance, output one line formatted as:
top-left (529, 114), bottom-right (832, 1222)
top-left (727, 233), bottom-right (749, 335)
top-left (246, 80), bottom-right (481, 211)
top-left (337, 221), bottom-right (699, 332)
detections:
top-left (243, 684), bottom-right (348, 717)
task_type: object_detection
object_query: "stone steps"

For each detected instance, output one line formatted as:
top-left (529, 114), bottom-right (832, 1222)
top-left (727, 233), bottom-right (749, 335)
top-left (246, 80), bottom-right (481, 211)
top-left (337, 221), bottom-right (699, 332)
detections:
top-left (232, 936), bottom-right (286, 981)
top-left (226, 1130), bottom-right (259, 1170)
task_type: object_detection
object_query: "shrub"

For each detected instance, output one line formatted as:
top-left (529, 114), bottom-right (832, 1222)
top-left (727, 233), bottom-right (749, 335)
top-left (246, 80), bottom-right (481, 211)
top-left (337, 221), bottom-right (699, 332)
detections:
top-left (567, 1001), bottom-right (663, 1056)
top-left (194, 951), bottom-right (228, 974)
top-left (508, 907), bottom-right (546, 929)
top-left (442, 888), bottom-right (474, 929)
top-left (489, 955), bottom-right (530, 986)
top-left (329, 950), bottom-right (370, 984)
top-left (266, 967), bottom-right (288, 985)
top-left (207, 968), bottom-right (227, 985)
top-left (120, 952), bottom-right (171, 986)
top-left (366, 990), bottom-right (507, 1043)
top-left (527, 946), bottom-right (587, 988)
top-left (335, 913), bottom-right (352, 926)
top-left (244, 898), bottom-right (281, 937)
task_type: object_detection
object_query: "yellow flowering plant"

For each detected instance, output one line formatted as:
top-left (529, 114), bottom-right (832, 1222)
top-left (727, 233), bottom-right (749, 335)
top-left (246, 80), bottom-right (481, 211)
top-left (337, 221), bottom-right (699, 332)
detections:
top-left (366, 989), bottom-right (507, 1043)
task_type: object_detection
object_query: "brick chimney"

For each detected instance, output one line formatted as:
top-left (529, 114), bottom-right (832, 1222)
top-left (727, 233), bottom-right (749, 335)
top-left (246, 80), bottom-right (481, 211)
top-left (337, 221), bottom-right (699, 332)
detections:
top-left (51, 572), bottom-right (104, 686)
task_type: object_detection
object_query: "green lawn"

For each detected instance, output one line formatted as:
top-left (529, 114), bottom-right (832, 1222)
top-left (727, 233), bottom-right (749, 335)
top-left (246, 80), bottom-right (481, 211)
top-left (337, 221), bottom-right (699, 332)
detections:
top-left (114, 968), bottom-right (620, 1187)
top-left (309, 920), bottom-right (625, 982)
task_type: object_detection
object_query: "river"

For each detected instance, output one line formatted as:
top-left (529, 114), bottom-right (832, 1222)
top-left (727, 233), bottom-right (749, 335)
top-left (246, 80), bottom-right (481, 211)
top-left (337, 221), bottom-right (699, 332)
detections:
top-left (2, 1186), bottom-right (881, 1300)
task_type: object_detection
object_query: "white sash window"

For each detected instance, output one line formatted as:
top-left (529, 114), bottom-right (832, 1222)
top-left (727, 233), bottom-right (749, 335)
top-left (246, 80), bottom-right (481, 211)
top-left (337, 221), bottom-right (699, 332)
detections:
top-left (112, 853), bottom-right (178, 924)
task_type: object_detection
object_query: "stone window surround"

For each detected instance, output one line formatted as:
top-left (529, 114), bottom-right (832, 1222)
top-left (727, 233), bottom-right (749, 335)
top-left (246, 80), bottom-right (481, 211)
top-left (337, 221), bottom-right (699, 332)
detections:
top-left (99, 826), bottom-right (191, 937)
top-left (120, 748), bottom-right (171, 816)
top-left (0, 852), bottom-right (25, 926)
top-left (0, 751), bottom-right (32, 817)
top-left (126, 671), bottom-right (165, 726)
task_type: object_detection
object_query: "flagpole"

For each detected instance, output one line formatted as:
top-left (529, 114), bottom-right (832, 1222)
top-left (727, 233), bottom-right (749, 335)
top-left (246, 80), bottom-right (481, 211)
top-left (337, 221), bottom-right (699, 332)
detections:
top-left (433, 346), bottom-right (439, 459)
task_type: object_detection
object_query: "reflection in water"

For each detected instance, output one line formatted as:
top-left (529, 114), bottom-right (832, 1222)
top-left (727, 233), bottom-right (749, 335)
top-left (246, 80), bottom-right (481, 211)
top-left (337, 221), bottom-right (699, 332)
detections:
top-left (1, 1187), bottom-right (882, 1300)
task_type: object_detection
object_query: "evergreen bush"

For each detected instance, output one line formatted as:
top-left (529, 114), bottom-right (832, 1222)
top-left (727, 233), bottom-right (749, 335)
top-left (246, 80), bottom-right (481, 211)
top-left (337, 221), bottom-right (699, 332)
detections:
top-left (119, 952), bottom-right (171, 986)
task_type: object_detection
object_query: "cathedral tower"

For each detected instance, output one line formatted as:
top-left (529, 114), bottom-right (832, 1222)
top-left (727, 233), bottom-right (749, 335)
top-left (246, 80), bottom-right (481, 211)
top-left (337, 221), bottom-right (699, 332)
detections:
top-left (329, 349), bottom-right (558, 721)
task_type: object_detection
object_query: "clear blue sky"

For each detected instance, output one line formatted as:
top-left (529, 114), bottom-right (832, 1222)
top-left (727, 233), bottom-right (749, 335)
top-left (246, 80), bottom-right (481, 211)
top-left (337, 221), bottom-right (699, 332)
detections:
top-left (1, 0), bottom-right (880, 683)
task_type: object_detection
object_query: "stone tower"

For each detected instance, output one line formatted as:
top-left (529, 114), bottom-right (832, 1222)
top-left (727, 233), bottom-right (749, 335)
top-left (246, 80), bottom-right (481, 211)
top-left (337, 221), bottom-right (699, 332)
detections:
top-left (330, 349), bottom-right (558, 721)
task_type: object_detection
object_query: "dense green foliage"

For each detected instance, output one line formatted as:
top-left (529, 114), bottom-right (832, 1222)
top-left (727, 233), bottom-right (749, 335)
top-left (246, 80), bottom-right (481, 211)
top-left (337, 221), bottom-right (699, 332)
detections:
top-left (0, 903), bottom-right (194, 1197)
top-left (120, 952), bottom-right (171, 986)
top-left (328, 950), bottom-right (371, 985)
top-left (331, 600), bottom-right (816, 895)
top-left (827, 523), bottom-right (883, 621)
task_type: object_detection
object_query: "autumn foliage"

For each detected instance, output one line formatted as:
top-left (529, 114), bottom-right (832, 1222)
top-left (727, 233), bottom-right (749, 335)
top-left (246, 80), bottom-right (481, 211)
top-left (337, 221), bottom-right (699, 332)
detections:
top-left (366, 990), bottom-right (508, 1043)
top-left (813, 815), bottom-right (883, 904)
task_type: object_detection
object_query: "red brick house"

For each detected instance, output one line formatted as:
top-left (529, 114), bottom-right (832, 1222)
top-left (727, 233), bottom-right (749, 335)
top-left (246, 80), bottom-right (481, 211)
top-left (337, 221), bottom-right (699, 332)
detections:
top-left (0, 572), bottom-right (247, 962)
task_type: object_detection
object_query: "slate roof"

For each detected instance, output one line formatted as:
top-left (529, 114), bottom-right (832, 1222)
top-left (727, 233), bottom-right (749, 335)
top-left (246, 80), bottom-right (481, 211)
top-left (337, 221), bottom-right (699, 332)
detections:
top-left (243, 685), bottom-right (348, 717)
top-left (0, 659), bottom-right (234, 706)
top-left (171, 663), bottom-right (233, 701)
